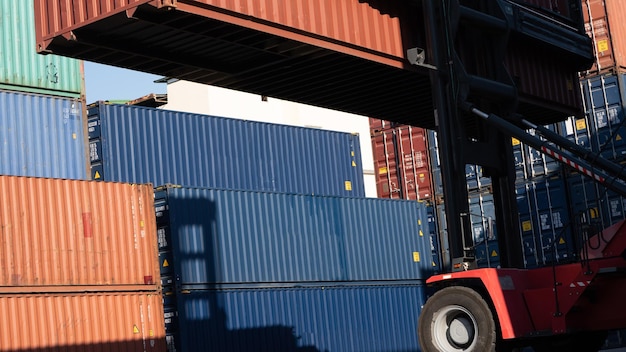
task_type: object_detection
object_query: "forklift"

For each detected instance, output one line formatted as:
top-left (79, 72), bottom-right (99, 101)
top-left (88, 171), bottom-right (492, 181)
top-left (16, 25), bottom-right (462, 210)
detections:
top-left (417, 1), bottom-right (626, 351)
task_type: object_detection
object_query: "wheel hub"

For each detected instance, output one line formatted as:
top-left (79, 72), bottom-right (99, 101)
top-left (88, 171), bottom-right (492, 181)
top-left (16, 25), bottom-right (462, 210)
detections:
top-left (448, 316), bottom-right (474, 346)
top-left (432, 305), bottom-right (478, 351)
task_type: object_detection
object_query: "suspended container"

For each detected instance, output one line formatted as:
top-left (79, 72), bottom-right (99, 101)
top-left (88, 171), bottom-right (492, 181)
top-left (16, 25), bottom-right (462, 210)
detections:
top-left (0, 175), bottom-right (159, 290)
top-left (0, 292), bottom-right (165, 352)
top-left (170, 283), bottom-right (426, 352)
top-left (0, 0), bottom-right (83, 97)
top-left (370, 118), bottom-right (433, 200)
top-left (0, 90), bottom-right (87, 179)
top-left (155, 185), bottom-right (433, 287)
top-left (89, 102), bottom-right (365, 197)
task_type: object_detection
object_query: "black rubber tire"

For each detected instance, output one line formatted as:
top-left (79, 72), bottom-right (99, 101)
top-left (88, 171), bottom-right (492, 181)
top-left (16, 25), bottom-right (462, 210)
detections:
top-left (418, 286), bottom-right (496, 352)
top-left (531, 330), bottom-right (608, 352)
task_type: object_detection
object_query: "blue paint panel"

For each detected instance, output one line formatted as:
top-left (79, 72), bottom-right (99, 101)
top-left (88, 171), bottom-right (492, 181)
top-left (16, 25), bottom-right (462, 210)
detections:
top-left (173, 283), bottom-right (426, 352)
top-left (88, 103), bottom-right (365, 197)
top-left (516, 176), bottom-right (576, 267)
top-left (0, 90), bottom-right (87, 179)
top-left (156, 186), bottom-right (433, 285)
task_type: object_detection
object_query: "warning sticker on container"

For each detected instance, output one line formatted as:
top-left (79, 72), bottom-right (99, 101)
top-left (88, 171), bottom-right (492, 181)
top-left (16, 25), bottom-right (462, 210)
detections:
top-left (597, 39), bottom-right (609, 53)
top-left (491, 250), bottom-right (498, 257)
top-left (511, 138), bottom-right (520, 146)
top-left (575, 119), bottom-right (587, 131)
top-left (378, 167), bottom-right (388, 175)
top-left (559, 237), bottom-right (566, 245)
top-left (522, 220), bottom-right (532, 232)
top-left (413, 252), bottom-right (421, 262)
top-left (133, 325), bottom-right (140, 334)
top-left (344, 181), bottom-right (352, 191)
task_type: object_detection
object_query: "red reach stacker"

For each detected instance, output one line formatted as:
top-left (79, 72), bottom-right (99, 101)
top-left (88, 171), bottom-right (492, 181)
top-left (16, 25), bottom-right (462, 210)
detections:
top-left (417, 1), bottom-right (626, 351)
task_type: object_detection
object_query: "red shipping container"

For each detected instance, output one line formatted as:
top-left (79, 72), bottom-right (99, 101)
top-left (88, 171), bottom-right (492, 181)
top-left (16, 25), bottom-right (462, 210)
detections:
top-left (370, 119), bottom-right (433, 201)
top-left (582, 0), bottom-right (626, 75)
top-left (0, 292), bottom-right (165, 351)
top-left (0, 176), bottom-right (159, 290)
top-left (35, 0), bottom-right (586, 127)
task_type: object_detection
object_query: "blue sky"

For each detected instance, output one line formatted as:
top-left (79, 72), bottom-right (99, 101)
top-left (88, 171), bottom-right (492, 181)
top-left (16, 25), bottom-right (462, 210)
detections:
top-left (84, 61), bottom-right (167, 104)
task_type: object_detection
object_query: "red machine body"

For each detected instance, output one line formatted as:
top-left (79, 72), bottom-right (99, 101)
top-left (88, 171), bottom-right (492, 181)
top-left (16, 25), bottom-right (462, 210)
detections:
top-left (427, 219), bottom-right (626, 340)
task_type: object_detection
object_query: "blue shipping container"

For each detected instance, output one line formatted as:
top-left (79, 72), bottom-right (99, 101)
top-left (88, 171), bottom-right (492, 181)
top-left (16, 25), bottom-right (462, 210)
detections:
top-left (171, 283), bottom-right (426, 352)
top-left (88, 103), bottom-right (365, 197)
top-left (155, 186), bottom-right (433, 286)
top-left (516, 176), bottom-right (576, 267)
top-left (0, 90), bottom-right (87, 179)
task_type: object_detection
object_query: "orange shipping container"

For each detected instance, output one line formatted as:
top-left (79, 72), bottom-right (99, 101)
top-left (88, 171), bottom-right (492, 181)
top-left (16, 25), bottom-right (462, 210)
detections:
top-left (0, 176), bottom-right (159, 290)
top-left (370, 119), bottom-right (433, 201)
top-left (583, 0), bottom-right (626, 75)
top-left (0, 292), bottom-right (165, 351)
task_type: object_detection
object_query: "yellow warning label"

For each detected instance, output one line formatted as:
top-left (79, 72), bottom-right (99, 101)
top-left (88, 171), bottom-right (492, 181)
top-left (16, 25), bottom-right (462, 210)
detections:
top-left (345, 181), bottom-right (352, 191)
top-left (94, 171), bottom-right (101, 179)
top-left (418, 219), bottom-right (422, 225)
top-left (163, 259), bottom-right (169, 267)
top-left (140, 220), bottom-right (145, 228)
top-left (413, 252), bottom-right (421, 262)
top-left (351, 151), bottom-right (355, 157)
top-left (559, 237), bottom-right (566, 245)
top-left (432, 261), bottom-right (437, 267)
top-left (378, 167), bottom-right (388, 175)
top-left (149, 329), bottom-right (154, 337)
top-left (352, 161), bottom-right (357, 167)
top-left (419, 230), bottom-right (424, 237)
top-left (522, 220), bottom-right (532, 232)
top-left (133, 325), bottom-right (140, 334)
top-left (491, 250), bottom-right (498, 257)
top-left (618, 134), bottom-right (623, 141)
top-left (575, 119), bottom-right (587, 131)
top-left (590, 208), bottom-right (599, 219)
top-left (72, 133), bottom-right (77, 140)
top-left (598, 39), bottom-right (609, 53)
top-left (512, 138), bottom-right (520, 146)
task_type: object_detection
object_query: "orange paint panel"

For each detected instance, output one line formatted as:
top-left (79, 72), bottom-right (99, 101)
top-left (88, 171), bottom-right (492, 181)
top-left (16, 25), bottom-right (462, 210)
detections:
top-left (0, 292), bottom-right (165, 351)
top-left (0, 176), bottom-right (159, 288)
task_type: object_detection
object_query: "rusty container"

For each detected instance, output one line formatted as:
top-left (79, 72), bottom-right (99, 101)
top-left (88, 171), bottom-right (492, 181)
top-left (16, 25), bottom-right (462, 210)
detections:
top-left (370, 119), bottom-right (433, 201)
top-left (0, 175), bottom-right (159, 290)
top-left (0, 291), bottom-right (165, 351)
top-left (582, 0), bottom-right (626, 76)
top-left (35, 0), bottom-right (587, 127)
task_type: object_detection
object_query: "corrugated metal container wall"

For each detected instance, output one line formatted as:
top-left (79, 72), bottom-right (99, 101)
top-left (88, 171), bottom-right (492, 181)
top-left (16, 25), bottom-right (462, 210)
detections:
top-left (580, 73), bottom-right (626, 161)
top-left (155, 186), bottom-right (433, 286)
top-left (172, 283), bottom-right (425, 352)
top-left (0, 176), bottom-right (159, 288)
top-left (516, 176), bottom-right (577, 268)
top-left (370, 119), bottom-right (433, 200)
top-left (0, 292), bottom-right (165, 352)
top-left (89, 103), bottom-right (365, 197)
top-left (0, 90), bottom-right (87, 179)
top-left (583, 0), bottom-right (626, 75)
top-left (1, 0), bottom-right (83, 97)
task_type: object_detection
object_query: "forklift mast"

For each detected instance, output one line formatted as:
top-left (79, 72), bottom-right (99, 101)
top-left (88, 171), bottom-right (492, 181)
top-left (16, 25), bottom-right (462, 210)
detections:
top-left (422, 0), bottom-right (598, 272)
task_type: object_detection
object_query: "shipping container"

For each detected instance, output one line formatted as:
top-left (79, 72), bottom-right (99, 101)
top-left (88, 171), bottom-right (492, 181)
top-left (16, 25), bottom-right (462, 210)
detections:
top-left (580, 73), bottom-right (626, 161)
top-left (170, 283), bottom-right (426, 352)
top-left (516, 176), bottom-right (577, 267)
top-left (582, 0), bottom-right (626, 75)
top-left (0, 175), bottom-right (159, 289)
top-left (0, 0), bottom-right (83, 97)
top-left (35, 0), bottom-right (588, 127)
top-left (0, 292), bottom-right (165, 352)
top-left (0, 90), bottom-right (87, 179)
top-left (89, 102), bottom-right (365, 197)
top-left (155, 185), bottom-right (433, 286)
top-left (370, 119), bottom-right (433, 200)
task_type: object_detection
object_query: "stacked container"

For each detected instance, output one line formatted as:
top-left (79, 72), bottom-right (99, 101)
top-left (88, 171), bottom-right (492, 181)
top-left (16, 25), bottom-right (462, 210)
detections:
top-left (88, 102), bottom-right (365, 197)
top-left (0, 175), bottom-right (165, 351)
top-left (155, 185), bottom-right (432, 351)
top-left (0, 0), bottom-right (88, 180)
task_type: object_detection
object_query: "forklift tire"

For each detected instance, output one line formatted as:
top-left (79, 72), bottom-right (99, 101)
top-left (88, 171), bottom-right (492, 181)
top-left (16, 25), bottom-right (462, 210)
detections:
top-left (418, 286), bottom-right (496, 352)
top-left (531, 330), bottom-right (608, 352)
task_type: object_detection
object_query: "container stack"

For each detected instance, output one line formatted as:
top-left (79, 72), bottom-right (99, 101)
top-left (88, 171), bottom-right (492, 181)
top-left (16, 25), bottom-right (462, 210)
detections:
top-left (86, 102), bottom-right (434, 351)
top-left (0, 0), bottom-right (88, 180)
top-left (0, 175), bottom-right (166, 351)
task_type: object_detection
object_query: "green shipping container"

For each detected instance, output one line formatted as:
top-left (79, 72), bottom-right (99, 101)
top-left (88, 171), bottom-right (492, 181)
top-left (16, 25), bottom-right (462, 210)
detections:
top-left (0, 1), bottom-right (83, 97)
